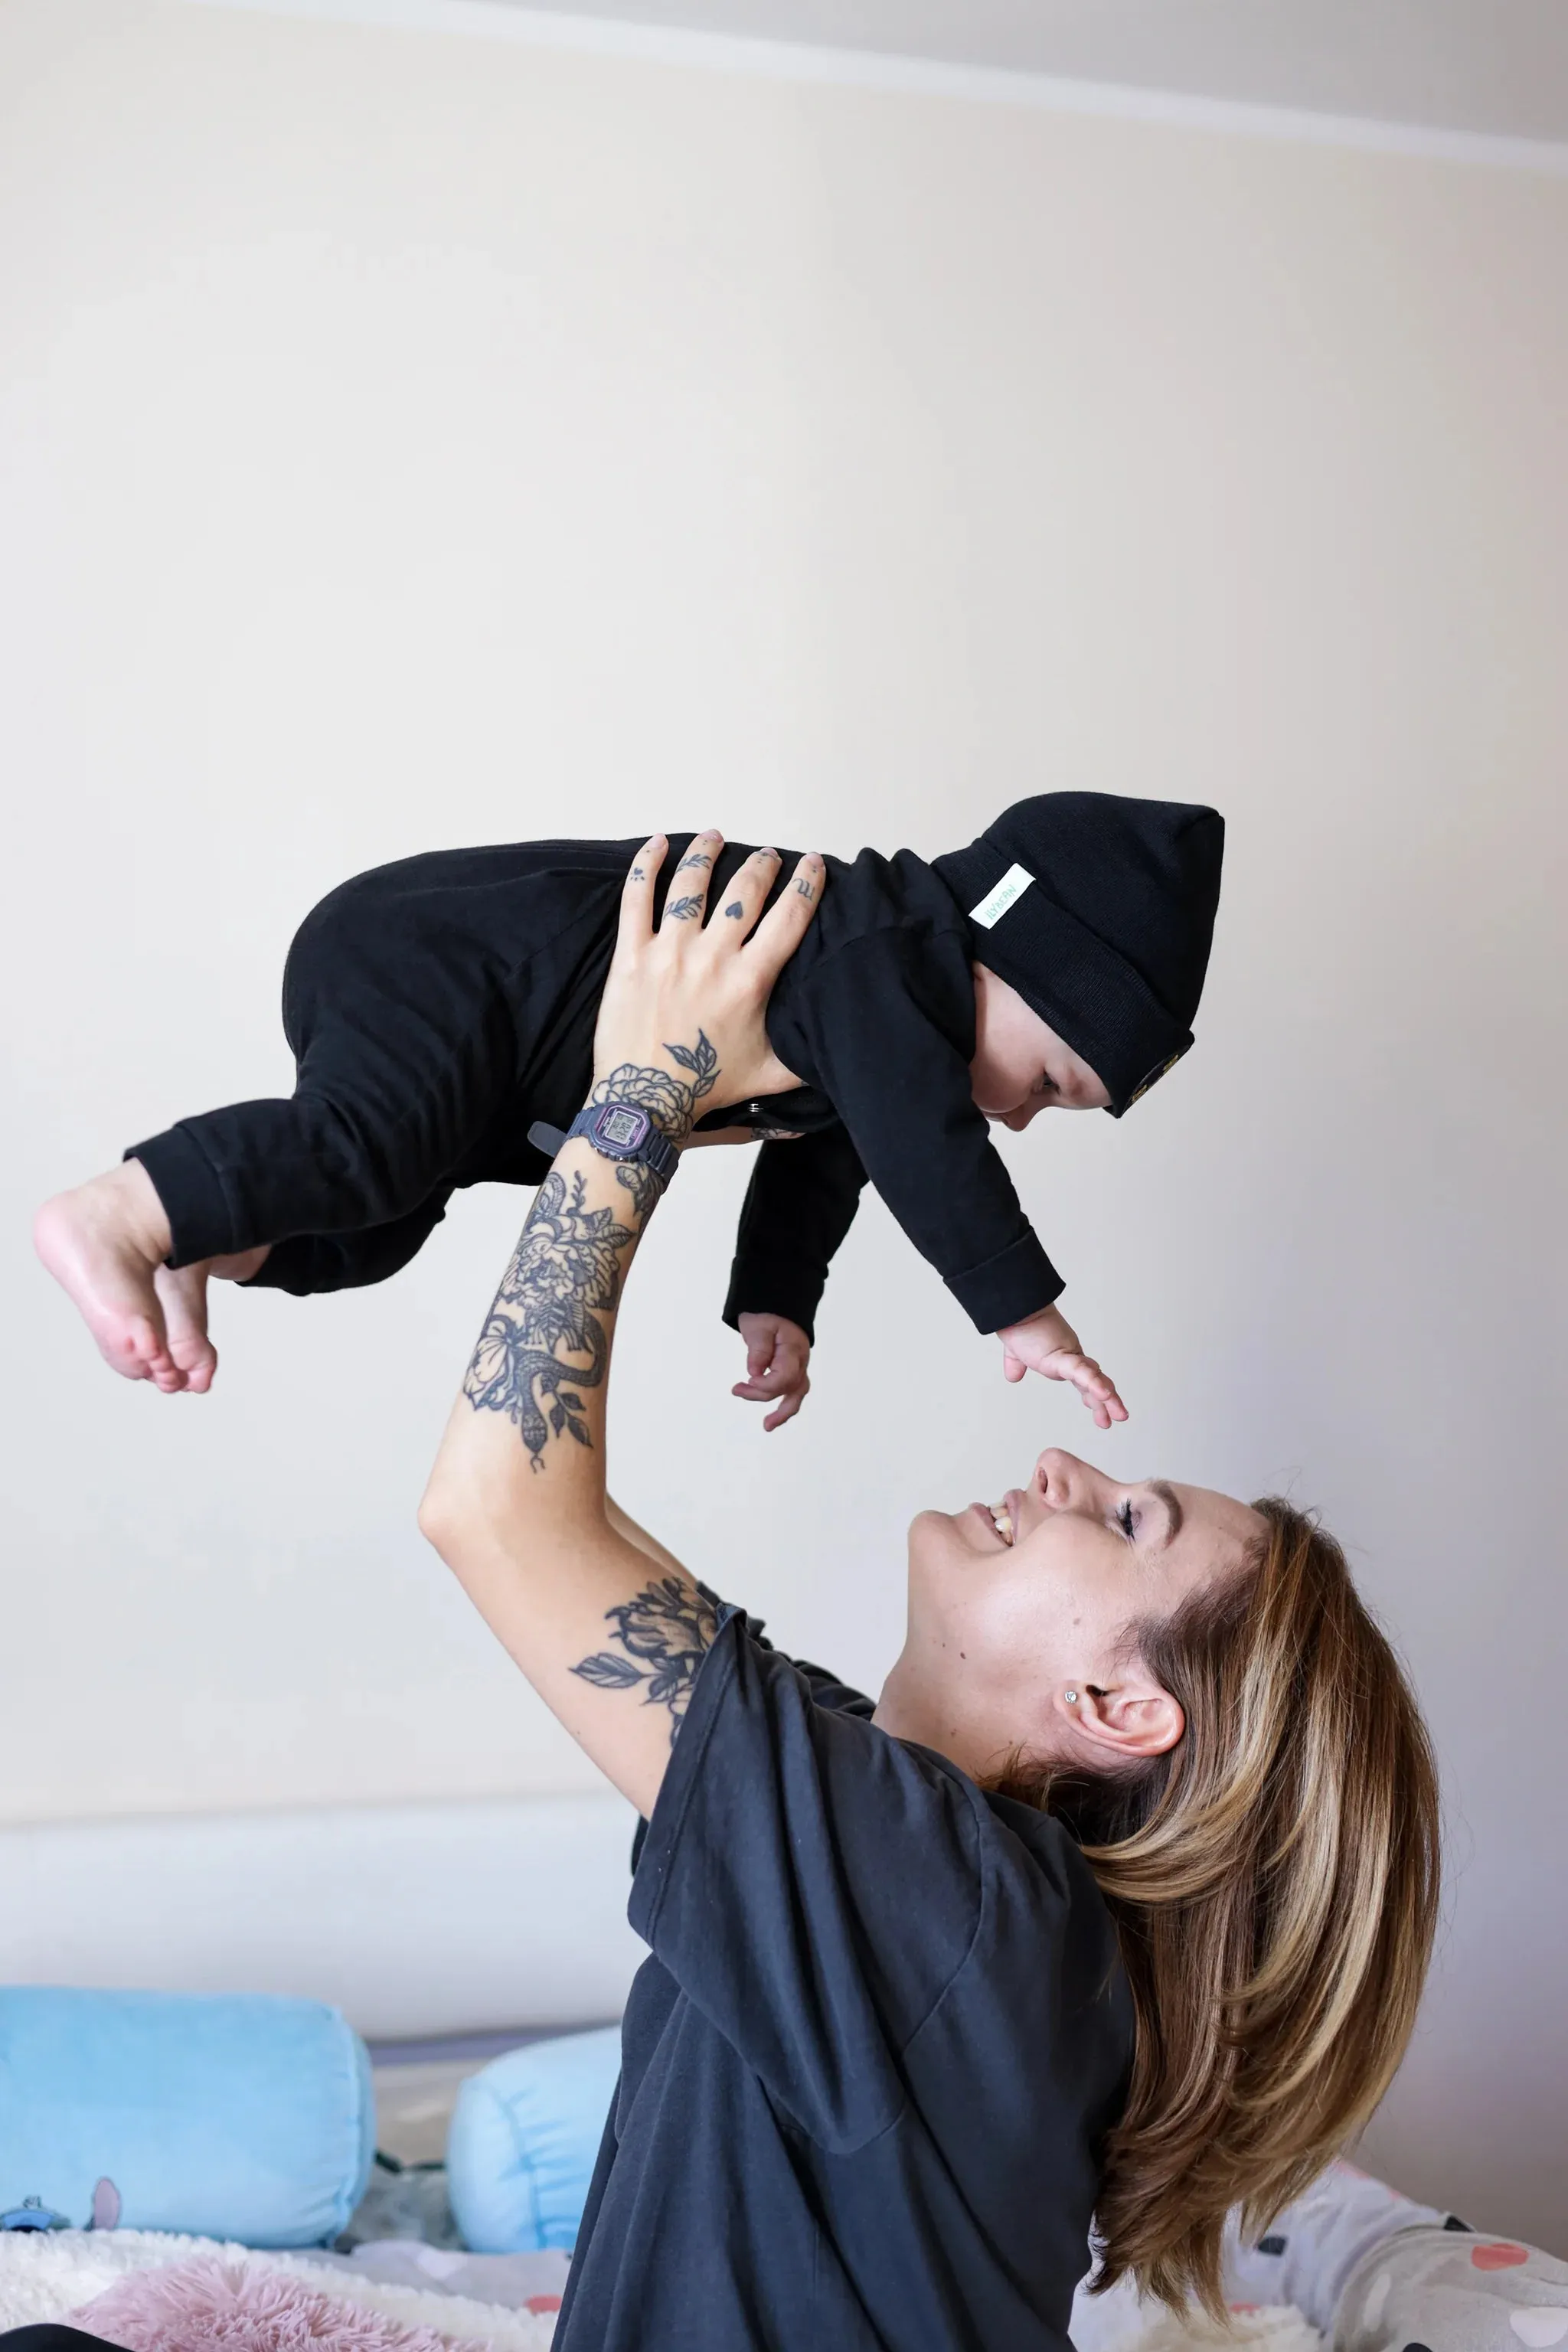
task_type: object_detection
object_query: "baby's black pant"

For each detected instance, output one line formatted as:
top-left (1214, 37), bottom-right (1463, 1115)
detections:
top-left (126, 877), bottom-right (560, 1292)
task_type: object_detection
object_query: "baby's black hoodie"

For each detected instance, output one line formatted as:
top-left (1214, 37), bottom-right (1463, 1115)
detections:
top-left (129, 796), bottom-right (1223, 1343)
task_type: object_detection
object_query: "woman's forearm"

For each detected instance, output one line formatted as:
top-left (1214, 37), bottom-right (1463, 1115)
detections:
top-left (418, 1053), bottom-right (717, 1815)
top-left (423, 1137), bottom-right (642, 1527)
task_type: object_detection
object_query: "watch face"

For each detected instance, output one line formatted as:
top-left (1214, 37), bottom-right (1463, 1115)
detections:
top-left (596, 1104), bottom-right (648, 1150)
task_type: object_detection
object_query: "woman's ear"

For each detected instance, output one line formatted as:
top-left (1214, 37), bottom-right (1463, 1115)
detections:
top-left (1068, 1674), bottom-right (1184, 1762)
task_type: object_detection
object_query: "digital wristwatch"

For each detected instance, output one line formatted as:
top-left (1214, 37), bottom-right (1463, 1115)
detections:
top-left (527, 1104), bottom-right (681, 1193)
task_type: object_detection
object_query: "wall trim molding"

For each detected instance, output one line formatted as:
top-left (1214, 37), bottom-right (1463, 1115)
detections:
top-left (185, 0), bottom-right (1568, 177)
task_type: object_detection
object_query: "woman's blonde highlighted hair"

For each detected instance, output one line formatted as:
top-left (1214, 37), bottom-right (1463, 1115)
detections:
top-left (994, 1499), bottom-right (1440, 2318)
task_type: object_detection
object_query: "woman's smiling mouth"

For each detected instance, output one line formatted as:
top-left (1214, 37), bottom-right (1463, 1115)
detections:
top-left (969, 1498), bottom-right (1016, 1546)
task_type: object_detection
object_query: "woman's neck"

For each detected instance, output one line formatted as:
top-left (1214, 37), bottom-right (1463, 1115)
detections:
top-left (872, 1655), bottom-right (991, 1782)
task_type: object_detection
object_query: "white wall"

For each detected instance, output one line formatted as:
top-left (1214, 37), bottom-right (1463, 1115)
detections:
top-left (0, 1792), bottom-right (644, 2039)
top-left (2, 0), bottom-right (1563, 2248)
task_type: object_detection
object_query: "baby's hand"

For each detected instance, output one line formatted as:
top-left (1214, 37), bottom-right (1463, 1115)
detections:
top-left (995, 1304), bottom-right (1129, 1431)
top-left (733, 1312), bottom-right (812, 1432)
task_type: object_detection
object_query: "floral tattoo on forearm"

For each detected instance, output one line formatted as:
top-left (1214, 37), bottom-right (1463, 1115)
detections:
top-left (462, 1168), bottom-right (629, 1469)
top-left (570, 1576), bottom-right (723, 1743)
top-left (588, 1029), bottom-right (718, 1145)
top-left (463, 1034), bottom-right (721, 1466)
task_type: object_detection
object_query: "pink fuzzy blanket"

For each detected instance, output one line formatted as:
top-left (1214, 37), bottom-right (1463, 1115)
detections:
top-left (73, 2255), bottom-right (497, 2352)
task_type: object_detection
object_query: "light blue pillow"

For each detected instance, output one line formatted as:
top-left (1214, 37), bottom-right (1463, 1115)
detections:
top-left (446, 2025), bottom-right (621, 2253)
top-left (0, 1985), bottom-right (374, 2248)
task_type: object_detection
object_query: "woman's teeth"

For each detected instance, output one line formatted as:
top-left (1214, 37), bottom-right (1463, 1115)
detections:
top-left (989, 1502), bottom-right (1013, 1545)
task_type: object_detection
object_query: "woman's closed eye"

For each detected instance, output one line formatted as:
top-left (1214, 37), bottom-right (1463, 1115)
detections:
top-left (1116, 1485), bottom-right (1182, 1550)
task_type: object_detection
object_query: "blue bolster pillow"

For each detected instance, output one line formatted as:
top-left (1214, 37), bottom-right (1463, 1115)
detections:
top-left (0, 1986), bottom-right (374, 2248)
top-left (446, 2025), bottom-right (622, 2253)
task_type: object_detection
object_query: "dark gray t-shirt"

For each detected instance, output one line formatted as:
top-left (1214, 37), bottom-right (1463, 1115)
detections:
top-left (554, 1613), bottom-right (1134, 2352)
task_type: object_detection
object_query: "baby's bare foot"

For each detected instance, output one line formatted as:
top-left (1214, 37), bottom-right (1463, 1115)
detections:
top-left (34, 1160), bottom-right (180, 1388)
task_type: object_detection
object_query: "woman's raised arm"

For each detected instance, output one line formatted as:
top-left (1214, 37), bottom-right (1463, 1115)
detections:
top-left (418, 831), bottom-right (822, 1820)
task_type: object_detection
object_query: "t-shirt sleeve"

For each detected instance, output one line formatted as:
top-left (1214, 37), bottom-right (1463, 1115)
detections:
top-left (628, 1614), bottom-right (984, 2154)
top-left (792, 929), bottom-right (1065, 1333)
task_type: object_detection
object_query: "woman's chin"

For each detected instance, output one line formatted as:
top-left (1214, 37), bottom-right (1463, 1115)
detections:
top-left (908, 1504), bottom-right (992, 1571)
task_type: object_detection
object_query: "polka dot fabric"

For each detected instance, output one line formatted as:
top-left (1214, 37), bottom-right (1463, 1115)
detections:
top-left (1338, 2227), bottom-right (1568, 2352)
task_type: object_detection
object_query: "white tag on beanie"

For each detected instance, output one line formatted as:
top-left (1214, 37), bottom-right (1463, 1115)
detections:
top-left (969, 863), bottom-right (1034, 928)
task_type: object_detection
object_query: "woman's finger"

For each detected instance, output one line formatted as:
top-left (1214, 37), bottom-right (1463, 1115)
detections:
top-left (620, 835), bottom-right (666, 942)
top-left (662, 829), bottom-right (722, 929)
top-left (748, 852), bottom-right (825, 975)
top-left (714, 845), bottom-right (784, 941)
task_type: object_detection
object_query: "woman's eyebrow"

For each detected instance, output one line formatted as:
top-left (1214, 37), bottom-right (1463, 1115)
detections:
top-left (1149, 1481), bottom-right (1184, 1547)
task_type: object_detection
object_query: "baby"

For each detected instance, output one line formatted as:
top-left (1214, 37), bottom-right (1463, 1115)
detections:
top-left (35, 793), bottom-right (1223, 1430)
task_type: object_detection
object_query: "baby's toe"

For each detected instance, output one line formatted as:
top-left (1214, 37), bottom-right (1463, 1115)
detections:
top-left (156, 1266), bottom-right (218, 1395)
top-left (172, 1337), bottom-right (218, 1393)
top-left (122, 1315), bottom-right (172, 1377)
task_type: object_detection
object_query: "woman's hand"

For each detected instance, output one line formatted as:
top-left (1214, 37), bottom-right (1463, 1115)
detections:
top-left (733, 1312), bottom-right (812, 1431)
top-left (590, 832), bottom-right (823, 1134)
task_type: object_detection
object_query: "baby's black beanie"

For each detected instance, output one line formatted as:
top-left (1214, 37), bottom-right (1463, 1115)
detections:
top-left (932, 792), bottom-right (1225, 1116)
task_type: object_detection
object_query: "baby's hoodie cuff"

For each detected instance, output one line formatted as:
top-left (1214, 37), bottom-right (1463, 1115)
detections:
top-left (722, 1254), bottom-right (825, 1344)
top-left (947, 1233), bottom-right (1064, 1334)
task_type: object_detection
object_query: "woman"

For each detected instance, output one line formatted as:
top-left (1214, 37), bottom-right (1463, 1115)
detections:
top-left (0, 839), bottom-right (1438, 2352)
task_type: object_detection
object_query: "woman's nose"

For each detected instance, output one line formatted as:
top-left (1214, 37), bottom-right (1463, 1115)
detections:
top-left (1034, 1447), bottom-right (1089, 1510)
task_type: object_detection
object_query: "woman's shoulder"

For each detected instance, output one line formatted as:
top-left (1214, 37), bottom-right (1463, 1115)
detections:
top-left (903, 1749), bottom-right (1127, 1959)
top-left (902, 1769), bottom-right (1135, 2083)
top-left (782, 1654), bottom-right (877, 1719)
